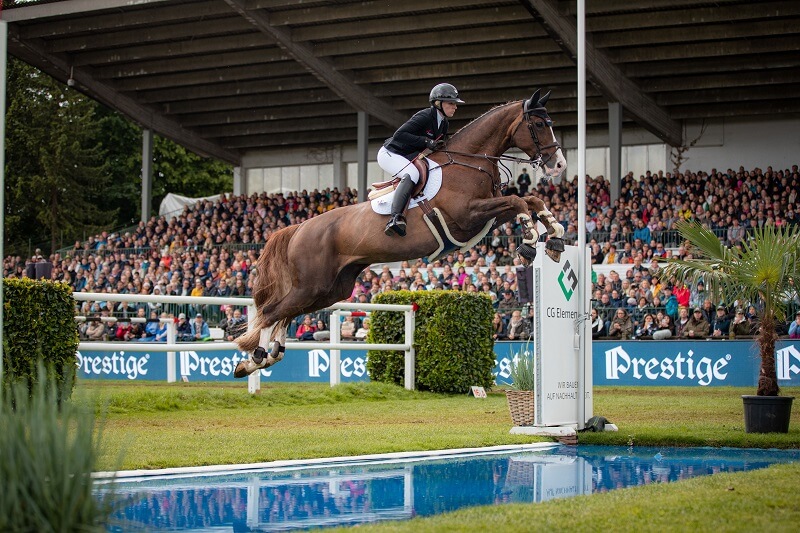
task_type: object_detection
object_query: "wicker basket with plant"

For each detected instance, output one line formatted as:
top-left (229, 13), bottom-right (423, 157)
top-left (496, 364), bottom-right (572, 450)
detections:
top-left (506, 350), bottom-right (535, 426)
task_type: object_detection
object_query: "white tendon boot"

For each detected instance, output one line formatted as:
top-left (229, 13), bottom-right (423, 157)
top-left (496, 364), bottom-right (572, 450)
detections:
top-left (516, 213), bottom-right (540, 262)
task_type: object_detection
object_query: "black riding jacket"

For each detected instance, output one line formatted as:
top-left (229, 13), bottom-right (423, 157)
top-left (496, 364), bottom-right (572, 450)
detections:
top-left (383, 106), bottom-right (448, 159)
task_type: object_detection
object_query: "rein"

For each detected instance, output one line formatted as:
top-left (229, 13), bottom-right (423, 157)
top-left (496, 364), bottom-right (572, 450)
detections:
top-left (432, 105), bottom-right (561, 191)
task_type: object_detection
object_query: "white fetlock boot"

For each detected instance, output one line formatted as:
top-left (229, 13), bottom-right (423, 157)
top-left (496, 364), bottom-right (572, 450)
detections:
top-left (516, 213), bottom-right (540, 263)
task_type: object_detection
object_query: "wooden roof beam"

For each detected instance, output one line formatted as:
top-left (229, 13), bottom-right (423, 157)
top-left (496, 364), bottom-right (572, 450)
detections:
top-left (520, 0), bottom-right (682, 146)
top-left (222, 0), bottom-right (405, 129)
top-left (7, 26), bottom-right (240, 165)
top-left (1, 0), bottom-right (173, 22)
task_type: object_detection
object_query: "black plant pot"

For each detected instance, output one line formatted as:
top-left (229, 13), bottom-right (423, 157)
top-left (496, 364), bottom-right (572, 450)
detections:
top-left (741, 395), bottom-right (794, 433)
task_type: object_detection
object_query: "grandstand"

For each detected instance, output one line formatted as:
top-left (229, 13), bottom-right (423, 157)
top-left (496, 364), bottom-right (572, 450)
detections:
top-left (2, 1), bottom-right (799, 340)
top-left (7, 161), bottom-right (799, 342)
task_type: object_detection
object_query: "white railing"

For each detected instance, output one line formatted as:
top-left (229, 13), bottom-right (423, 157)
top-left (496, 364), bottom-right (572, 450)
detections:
top-left (72, 292), bottom-right (416, 393)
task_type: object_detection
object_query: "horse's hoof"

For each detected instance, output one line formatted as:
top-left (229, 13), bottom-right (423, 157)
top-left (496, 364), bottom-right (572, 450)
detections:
top-left (518, 243), bottom-right (537, 262)
top-left (233, 361), bottom-right (251, 379)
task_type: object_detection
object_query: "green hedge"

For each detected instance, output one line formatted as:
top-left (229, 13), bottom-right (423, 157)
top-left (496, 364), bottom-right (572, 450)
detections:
top-left (2, 278), bottom-right (78, 397)
top-left (366, 290), bottom-right (495, 393)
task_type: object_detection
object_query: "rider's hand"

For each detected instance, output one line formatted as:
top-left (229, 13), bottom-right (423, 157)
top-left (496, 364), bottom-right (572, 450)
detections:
top-left (425, 138), bottom-right (445, 150)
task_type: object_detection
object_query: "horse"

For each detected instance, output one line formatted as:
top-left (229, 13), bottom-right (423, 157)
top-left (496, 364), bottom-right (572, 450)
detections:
top-left (233, 89), bottom-right (567, 378)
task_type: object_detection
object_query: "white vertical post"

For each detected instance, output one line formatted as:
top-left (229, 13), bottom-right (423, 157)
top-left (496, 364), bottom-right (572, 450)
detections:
top-left (166, 320), bottom-right (177, 383)
top-left (576, 0), bottom-right (587, 430)
top-left (403, 309), bottom-right (415, 390)
top-left (247, 304), bottom-right (260, 394)
top-left (330, 310), bottom-right (341, 386)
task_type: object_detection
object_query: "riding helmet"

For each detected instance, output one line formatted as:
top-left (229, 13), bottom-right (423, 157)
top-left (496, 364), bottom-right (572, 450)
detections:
top-left (429, 83), bottom-right (465, 105)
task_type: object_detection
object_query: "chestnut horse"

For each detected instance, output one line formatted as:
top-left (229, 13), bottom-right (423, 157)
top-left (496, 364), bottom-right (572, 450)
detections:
top-left (234, 89), bottom-right (567, 378)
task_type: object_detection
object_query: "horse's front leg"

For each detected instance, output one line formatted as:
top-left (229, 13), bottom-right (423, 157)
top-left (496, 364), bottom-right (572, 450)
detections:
top-left (523, 195), bottom-right (564, 238)
top-left (466, 196), bottom-right (538, 263)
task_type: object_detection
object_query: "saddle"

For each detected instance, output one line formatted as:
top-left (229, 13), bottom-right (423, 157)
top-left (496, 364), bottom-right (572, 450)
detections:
top-left (368, 156), bottom-right (430, 201)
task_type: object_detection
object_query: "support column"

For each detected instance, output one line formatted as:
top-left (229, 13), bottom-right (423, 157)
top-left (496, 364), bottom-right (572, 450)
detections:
top-left (141, 129), bottom-right (154, 222)
top-left (357, 111), bottom-right (369, 203)
top-left (233, 166), bottom-right (245, 197)
top-left (608, 102), bottom-right (622, 202)
top-left (332, 144), bottom-right (346, 192)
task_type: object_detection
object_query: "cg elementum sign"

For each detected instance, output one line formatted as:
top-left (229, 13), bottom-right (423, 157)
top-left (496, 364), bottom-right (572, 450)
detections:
top-left (531, 242), bottom-right (593, 427)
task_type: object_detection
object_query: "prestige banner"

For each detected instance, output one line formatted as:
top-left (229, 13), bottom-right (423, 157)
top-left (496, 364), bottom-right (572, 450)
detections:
top-left (76, 340), bottom-right (800, 387)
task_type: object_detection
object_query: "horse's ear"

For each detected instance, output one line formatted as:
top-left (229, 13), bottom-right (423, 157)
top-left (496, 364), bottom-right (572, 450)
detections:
top-left (524, 89), bottom-right (541, 114)
top-left (538, 90), bottom-right (551, 107)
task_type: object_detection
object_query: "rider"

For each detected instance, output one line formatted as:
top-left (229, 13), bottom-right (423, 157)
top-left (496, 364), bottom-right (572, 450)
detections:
top-left (378, 83), bottom-right (464, 237)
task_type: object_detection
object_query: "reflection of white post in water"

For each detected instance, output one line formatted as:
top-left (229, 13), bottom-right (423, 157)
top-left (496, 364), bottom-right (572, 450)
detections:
top-left (404, 466), bottom-right (414, 513)
top-left (247, 477), bottom-right (259, 529)
top-left (329, 474), bottom-right (339, 496)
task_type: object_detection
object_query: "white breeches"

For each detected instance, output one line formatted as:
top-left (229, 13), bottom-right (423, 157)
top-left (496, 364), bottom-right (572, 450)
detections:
top-left (377, 146), bottom-right (420, 184)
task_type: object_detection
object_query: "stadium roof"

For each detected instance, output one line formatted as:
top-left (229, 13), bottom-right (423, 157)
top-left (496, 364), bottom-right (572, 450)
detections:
top-left (4, 0), bottom-right (800, 165)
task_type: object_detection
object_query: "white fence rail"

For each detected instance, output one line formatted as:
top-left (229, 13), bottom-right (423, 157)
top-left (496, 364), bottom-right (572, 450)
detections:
top-left (72, 292), bottom-right (415, 393)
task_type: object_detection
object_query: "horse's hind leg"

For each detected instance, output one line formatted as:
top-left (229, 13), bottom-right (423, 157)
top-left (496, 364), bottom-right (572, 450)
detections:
top-left (265, 320), bottom-right (289, 366)
top-left (233, 320), bottom-right (290, 378)
top-left (234, 323), bottom-right (276, 378)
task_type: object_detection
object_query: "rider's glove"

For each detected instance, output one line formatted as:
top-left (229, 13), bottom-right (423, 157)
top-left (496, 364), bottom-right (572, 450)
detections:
top-left (425, 138), bottom-right (445, 150)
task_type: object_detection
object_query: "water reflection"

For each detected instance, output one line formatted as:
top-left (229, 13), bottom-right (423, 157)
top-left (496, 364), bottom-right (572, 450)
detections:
top-left (101, 446), bottom-right (800, 532)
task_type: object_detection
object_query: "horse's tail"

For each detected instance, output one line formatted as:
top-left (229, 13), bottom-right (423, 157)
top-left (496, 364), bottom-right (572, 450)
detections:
top-left (236, 225), bottom-right (299, 352)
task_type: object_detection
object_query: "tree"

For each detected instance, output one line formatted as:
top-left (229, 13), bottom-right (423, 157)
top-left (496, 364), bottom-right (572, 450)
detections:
top-left (662, 220), bottom-right (800, 396)
top-left (150, 136), bottom-right (232, 217)
top-left (94, 108), bottom-right (233, 223)
top-left (5, 59), bottom-right (233, 255)
top-left (6, 58), bottom-right (116, 254)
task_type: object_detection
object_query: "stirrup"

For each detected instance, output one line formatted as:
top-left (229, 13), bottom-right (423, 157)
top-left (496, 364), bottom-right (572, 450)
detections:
top-left (385, 215), bottom-right (407, 237)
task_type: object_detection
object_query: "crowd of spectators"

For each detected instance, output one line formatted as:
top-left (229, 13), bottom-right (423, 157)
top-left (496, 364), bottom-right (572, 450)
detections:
top-left (4, 162), bottom-right (799, 342)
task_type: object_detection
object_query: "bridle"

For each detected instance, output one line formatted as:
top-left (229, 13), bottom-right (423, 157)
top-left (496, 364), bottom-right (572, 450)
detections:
top-left (519, 107), bottom-right (561, 169)
top-left (434, 102), bottom-right (562, 190)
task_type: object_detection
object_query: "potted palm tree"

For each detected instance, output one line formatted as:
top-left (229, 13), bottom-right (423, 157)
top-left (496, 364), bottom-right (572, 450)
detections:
top-left (662, 220), bottom-right (799, 433)
top-left (506, 349), bottom-right (536, 426)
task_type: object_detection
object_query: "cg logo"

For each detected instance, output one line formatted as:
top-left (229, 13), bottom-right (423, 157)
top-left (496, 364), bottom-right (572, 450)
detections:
top-left (557, 259), bottom-right (578, 301)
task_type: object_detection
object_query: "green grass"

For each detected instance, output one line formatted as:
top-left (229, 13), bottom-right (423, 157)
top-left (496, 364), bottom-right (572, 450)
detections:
top-left (76, 381), bottom-right (800, 531)
top-left (75, 381), bottom-right (800, 471)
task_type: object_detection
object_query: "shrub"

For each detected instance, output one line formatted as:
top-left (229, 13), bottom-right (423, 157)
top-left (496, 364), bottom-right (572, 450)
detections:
top-left (366, 290), bottom-right (495, 393)
top-left (0, 366), bottom-right (117, 531)
top-left (2, 278), bottom-right (78, 398)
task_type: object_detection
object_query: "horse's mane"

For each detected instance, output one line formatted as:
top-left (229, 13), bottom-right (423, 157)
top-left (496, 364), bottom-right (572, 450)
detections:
top-left (448, 100), bottom-right (522, 143)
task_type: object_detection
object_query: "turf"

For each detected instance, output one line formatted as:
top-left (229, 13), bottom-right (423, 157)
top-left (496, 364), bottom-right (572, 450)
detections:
top-left (76, 381), bottom-right (800, 532)
top-left (74, 382), bottom-right (800, 471)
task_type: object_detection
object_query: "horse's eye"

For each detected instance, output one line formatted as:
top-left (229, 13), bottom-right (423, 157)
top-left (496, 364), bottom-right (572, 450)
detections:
top-left (535, 121), bottom-right (544, 128)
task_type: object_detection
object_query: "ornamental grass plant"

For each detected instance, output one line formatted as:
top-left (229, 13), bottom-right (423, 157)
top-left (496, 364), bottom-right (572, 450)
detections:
top-left (0, 366), bottom-right (118, 532)
top-left (508, 350), bottom-right (535, 391)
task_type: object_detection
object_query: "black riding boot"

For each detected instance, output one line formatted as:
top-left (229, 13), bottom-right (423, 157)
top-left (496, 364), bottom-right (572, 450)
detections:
top-left (384, 175), bottom-right (415, 237)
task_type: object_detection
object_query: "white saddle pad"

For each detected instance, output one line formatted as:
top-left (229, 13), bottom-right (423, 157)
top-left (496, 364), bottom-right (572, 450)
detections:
top-left (370, 164), bottom-right (443, 215)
